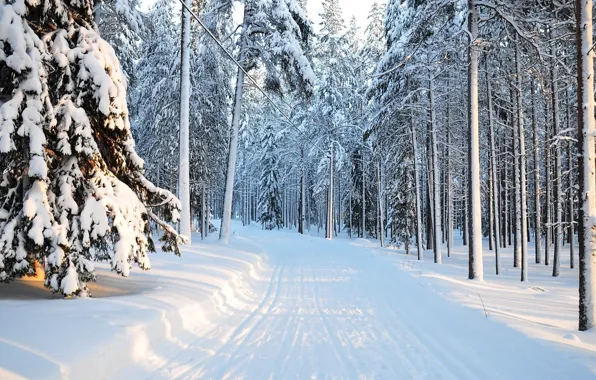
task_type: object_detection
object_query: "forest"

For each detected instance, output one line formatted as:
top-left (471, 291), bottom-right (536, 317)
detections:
top-left (1, 0), bottom-right (596, 337)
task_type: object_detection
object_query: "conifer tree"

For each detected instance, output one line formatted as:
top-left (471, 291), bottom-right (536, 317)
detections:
top-left (0, 0), bottom-right (183, 296)
top-left (258, 124), bottom-right (283, 230)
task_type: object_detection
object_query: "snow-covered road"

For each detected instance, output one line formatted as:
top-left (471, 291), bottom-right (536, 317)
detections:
top-left (1, 223), bottom-right (595, 379)
top-left (150, 229), bottom-right (594, 379)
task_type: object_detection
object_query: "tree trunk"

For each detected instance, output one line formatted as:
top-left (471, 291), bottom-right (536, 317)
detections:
top-left (531, 78), bottom-right (542, 264)
top-left (362, 150), bottom-right (366, 238)
top-left (378, 160), bottom-right (384, 247)
top-left (467, 1), bottom-right (483, 280)
top-left (327, 145), bottom-right (334, 240)
top-left (551, 40), bottom-right (562, 278)
top-left (576, 0), bottom-right (596, 331)
top-left (178, 0), bottom-right (192, 243)
top-left (486, 62), bottom-right (500, 274)
top-left (412, 116), bottom-right (424, 261)
top-left (429, 74), bottom-right (442, 263)
top-left (515, 42), bottom-right (528, 281)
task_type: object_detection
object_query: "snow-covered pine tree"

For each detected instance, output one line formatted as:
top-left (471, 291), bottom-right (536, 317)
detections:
top-left (132, 0), bottom-right (181, 192)
top-left (0, 0), bottom-right (183, 296)
top-left (95, 0), bottom-right (142, 87)
top-left (219, 0), bottom-right (316, 244)
top-left (258, 124), bottom-right (283, 230)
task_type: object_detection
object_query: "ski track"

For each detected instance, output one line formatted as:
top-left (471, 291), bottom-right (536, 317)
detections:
top-left (151, 229), bottom-right (595, 379)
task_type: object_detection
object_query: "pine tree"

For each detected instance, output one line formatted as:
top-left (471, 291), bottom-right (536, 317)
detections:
top-left (0, 0), bottom-right (183, 296)
top-left (259, 125), bottom-right (283, 230)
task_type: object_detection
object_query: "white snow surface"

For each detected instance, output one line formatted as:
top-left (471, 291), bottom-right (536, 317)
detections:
top-left (0, 221), bottom-right (595, 379)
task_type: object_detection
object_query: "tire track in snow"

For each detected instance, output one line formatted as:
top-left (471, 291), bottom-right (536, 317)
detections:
top-left (191, 263), bottom-right (286, 379)
top-left (311, 266), bottom-right (357, 377)
top-left (152, 263), bottom-right (283, 379)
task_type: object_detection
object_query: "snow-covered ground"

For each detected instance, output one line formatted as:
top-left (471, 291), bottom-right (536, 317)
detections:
top-left (0, 221), bottom-right (595, 379)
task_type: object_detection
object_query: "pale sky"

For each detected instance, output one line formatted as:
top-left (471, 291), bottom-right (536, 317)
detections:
top-left (141, 1), bottom-right (381, 29)
top-left (306, 0), bottom-right (379, 29)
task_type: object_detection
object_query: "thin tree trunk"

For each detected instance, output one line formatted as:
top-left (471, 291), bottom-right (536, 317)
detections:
top-left (576, 0), bottom-right (596, 331)
top-left (447, 102), bottom-right (453, 258)
top-left (551, 40), bottom-right (562, 278)
top-left (362, 150), bottom-right (366, 238)
top-left (429, 74), bottom-right (442, 263)
top-left (531, 78), bottom-right (542, 264)
top-left (516, 42), bottom-right (528, 281)
top-left (486, 62), bottom-right (500, 274)
top-left (220, 68), bottom-right (245, 243)
top-left (412, 117), bottom-right (424, 261)
top-left (327, 145), bottom-right (334, 240)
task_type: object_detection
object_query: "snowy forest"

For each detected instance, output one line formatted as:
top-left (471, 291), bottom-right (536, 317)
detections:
top-left (2, 0), bottom-right (596, 345)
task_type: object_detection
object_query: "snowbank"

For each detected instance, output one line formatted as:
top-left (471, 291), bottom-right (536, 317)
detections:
top-left (0, 231), bottom-right (268, 379)
top-left (373, 233), bottom-right (596, 373)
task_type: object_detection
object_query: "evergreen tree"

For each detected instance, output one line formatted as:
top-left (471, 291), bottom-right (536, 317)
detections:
top-left (0, 0), bottom-right (182, 296)
top-left (259, 125), bottom-right (283, 230)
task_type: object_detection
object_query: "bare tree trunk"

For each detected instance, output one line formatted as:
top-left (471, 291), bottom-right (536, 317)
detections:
top-left (327, 145), bottom-right (334, 240)
top-left (467, 1), bottom-right (483, 280)
top-left (551, 40), bottom-right (562, 278)
top-left (429, 74), bottom-right (442, 263)
top-left (412, 116), bottom-right (424, 261)
top-left (545, 87), bottom-right (552, 266)
top-left (576, 0), bottom-right (596, 331)
top-left (486, 62), bottom-right (500, 274)
top-left (447, 101), bottom-right (453, 258)
top-left (531, 78), bottom-right (542, 264)
top-left (362, 150), bottom-right (366, 238)
top-left (201, 183), bottom-right (206, 240)
top-left (515, 42), bottom-right (528, 281)
top-left (378, 160), bottom-right (384, 247)
top-left (178, 0), bottom-right (192, 244)
top-left (220, 69), bottom-right (245, 243)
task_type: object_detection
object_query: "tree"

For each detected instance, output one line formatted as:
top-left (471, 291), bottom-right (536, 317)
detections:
top-left (576, 0), bottom-right (596, 332)
top-left (219, 0), bottom-right (315, 244)
top-left (0, 0), bottom-right (183, 296)
top-left (258, 124), bottom-right (283, 230)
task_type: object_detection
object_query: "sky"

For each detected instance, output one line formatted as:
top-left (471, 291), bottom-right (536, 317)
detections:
top-left (141, 0), bottom-right (381, 29)
top-left (306, 0), bottom-right (379, 29)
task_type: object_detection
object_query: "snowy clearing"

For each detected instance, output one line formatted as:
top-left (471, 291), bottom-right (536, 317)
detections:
top-left (0, 222), bottom-right (595, 379)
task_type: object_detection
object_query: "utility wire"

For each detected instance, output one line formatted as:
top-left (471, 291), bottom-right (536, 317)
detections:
top-left (175, 0), bottom-right (297, 127)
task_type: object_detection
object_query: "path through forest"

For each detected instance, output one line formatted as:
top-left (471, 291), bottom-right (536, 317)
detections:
top-left (149, 227), bottom-right (594, 379)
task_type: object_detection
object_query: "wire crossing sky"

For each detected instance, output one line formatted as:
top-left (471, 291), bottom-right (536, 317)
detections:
top-left (141, 0), bottom-right (381, 29)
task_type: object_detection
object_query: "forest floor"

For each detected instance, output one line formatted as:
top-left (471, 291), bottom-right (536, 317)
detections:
top-left (0, 221), bottom-right (595, 379)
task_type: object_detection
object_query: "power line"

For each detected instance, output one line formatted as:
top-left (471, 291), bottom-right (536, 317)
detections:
top-left (174, 0), bottom-right (298, 128)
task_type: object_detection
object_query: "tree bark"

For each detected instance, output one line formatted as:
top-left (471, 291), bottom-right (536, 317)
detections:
top-left (576, 0), bottom-right (596, 331)
top-left (178, 0), bottom-right (192, 243)
top-left (467, 1), bottom-right (483, 280)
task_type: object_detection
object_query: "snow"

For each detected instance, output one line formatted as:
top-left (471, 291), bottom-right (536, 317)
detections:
top-left (0, 221), bottom-right (595, 378)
